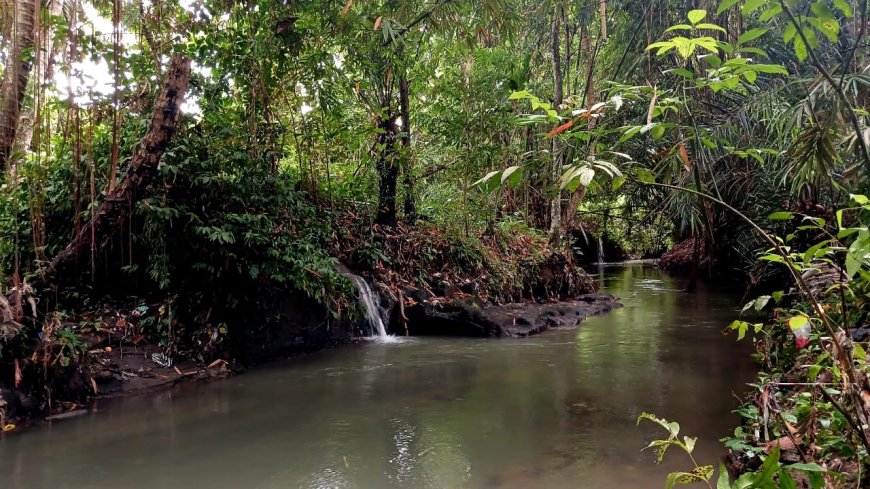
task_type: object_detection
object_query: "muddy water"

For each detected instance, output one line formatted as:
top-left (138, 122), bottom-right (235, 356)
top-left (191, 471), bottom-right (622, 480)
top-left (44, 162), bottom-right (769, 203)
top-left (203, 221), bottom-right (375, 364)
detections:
top-left (0, 264), bottom-right (756, 489)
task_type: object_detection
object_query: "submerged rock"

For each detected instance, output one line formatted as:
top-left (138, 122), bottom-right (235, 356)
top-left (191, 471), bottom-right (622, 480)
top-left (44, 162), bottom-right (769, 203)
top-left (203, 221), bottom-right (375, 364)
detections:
top-left (404, 293), bottom-right (621, 337)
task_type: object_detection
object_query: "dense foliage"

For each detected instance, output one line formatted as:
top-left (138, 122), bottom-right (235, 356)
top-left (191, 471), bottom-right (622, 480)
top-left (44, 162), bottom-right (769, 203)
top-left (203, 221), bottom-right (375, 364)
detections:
top-left (0, 0), bottom-right (868, 483)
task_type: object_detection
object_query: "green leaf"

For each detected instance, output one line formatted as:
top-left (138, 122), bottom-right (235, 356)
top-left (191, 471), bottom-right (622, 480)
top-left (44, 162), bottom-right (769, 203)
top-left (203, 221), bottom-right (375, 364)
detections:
top-left (731, 320), bottom-right (749, 340)
top-left (737, 27), bottom-right (770, 45)
top-left (793, 36), bottom-right (808, 62)
top-left (508, 90), bottom-right (533, 100)
top-left (634, 168), bottom-right (656, 184)
top-left (787, 315), bottom-right (809, 331)
top-left (743, 70), bottom-right (757, 83)
top-left (716, 462), bottom-right (731, 489)
top-left (683, 436), bottom-right (697, 453)
top-left (851, 194), bottom-right (869, 205)
top-left (754, 295), bottom-right (771, 311)
top-left (717, 0), bottom-right (741, 14)
top-left (695, 23), bottom-right (727, 32)
top-left (806, 15), bottom-right (839, 43)
top-left (742, 0), bottom-right (768, 14)
top-left (665, 24), bottom-right (693, 32)
top-left (783, 23), bottom-right (797, 43)
top-left (779, 470), bottom-right (798, 489)
top-left (501, 166), bottom-right (523, 188)
top-left (472, 170), bottom-right (501, 193)
top-left (833, 0), bottom-right (852, 16)
top-left (611, 174), bottom-right (627, 191)
top-left (737, 46), bottom-right (770, 57)
top-left (769, 211), bottom-right (794, 220)
top-left (687, 9), bottom-right (707, 24)
top-left (665, 466), bottom-right (715, 489)
top-left (758, 4), bottom-right (783, 21)
top-left (808, 364), bottom-right (822, 381)
top-left (759, 447), bottom-right (782, 480)
top-left (786, 462), bottom-right (826, 472)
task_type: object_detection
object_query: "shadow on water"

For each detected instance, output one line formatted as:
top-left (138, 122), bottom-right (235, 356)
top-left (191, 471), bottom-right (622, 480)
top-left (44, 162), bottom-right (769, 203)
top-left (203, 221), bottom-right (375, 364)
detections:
top-left (0, 264), bottom-right (756, 489)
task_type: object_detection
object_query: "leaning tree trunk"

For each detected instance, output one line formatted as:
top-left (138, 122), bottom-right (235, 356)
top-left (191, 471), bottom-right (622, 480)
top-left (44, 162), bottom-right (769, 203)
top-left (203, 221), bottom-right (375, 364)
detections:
top-left (42, 54), bottom-right (192, 288)
top-left (0, 0), bottom-right (39, 173)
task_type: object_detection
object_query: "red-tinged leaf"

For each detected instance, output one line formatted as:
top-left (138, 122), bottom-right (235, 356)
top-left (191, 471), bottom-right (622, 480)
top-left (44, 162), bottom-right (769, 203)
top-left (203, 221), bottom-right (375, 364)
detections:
top-left (14, 359), bottom-right (21, 388)
top-left (374, 16), bottom-right (382, 30)
top-left (546, 120), bottom-right (574, 138)
top-left (132, 334), bottom-right (146, 345)
top-left (678, 143), bottom-right (692, 171)
top-left (342, 0), bottom-right (352, 15)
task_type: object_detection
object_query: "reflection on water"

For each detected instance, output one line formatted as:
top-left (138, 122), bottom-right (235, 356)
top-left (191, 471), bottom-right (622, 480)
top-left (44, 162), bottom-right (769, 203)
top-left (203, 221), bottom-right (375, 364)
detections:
top-left (0, 264), bottom-right (755, 489)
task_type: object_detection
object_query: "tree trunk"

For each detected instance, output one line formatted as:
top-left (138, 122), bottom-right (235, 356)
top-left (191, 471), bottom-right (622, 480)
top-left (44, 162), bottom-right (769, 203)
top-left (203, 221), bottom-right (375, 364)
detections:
top-left (549, 6), bottom-right (563, 246)
top-left (14, 0), bottom-right (63, 155)
top-left (399, 75), bottom-right (416, 222)
top-left (375, 109), bottom-right (399, 227)
top-left (599, 0), bottom-right (607, 40)
top-left (0, 0), bottom-right (39, 172)
top-left (42, 54), bottom-right (192, 287)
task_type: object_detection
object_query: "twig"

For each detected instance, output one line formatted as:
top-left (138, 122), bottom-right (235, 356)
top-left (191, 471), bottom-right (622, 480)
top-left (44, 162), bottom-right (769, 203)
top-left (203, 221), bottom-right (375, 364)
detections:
top-left (820, 387), bottom-right (870, 455)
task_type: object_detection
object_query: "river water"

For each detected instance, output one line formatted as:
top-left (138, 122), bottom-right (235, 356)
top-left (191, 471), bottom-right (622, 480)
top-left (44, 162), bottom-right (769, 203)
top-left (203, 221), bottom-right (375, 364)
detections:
top-left (0, 264), bottom-right (756, 488)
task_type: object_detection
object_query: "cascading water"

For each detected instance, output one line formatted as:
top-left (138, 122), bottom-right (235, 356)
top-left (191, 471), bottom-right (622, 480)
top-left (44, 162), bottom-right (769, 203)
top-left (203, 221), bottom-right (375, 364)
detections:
top-left (345, 273), bottom-right (390, 340)
top-left (597, 236), bottom-right (605, 264)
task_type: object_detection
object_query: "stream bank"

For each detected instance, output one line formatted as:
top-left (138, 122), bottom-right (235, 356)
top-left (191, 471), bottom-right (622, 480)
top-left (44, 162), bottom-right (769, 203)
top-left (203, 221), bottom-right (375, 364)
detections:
top-left (0, 264), bottom-right (755, 489)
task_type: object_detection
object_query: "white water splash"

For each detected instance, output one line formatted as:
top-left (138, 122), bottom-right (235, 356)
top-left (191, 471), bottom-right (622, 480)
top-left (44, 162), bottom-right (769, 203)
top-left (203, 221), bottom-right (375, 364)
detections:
top-left (345, 273), bottom-right (401, 343)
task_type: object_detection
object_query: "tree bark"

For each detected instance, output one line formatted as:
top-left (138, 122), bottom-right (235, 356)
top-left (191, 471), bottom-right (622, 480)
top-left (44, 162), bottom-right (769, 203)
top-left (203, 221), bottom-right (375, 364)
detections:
top-left (375, 109), bottom-right (400, 227)
top-left (14, 0), bottom-right (63, 155)
top-left (599, 0), bottom-right (607, 40)
top-left (549, 6), bottom-right (563, 246)
top-left (399, 75), bottom-right (416, 222)
top-left (42, 54), bottom-right (192, 286)
top-left (0, 0), bottom-right (39, 172)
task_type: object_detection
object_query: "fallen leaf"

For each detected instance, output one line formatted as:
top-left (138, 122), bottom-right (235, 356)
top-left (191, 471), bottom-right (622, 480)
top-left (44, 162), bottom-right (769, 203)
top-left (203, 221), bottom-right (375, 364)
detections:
top-left (342, 0), bottom-right (352, 15)
top-left (374, 16), bottom-right (382, 30)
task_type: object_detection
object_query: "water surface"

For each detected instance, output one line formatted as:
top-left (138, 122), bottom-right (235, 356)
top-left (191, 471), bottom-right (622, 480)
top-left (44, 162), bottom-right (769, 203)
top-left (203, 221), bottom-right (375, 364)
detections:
top-left (0, 264), bottom-right (756, 488)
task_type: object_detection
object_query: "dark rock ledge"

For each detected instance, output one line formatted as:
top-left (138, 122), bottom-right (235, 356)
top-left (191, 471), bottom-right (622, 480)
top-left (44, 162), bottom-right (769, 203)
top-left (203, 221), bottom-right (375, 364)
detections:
top-left (404, 293), bottom-right (621, 337)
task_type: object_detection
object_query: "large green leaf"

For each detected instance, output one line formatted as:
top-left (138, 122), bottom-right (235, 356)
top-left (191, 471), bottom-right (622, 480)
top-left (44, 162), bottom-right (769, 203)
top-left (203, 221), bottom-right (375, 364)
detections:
top-left (742, 0), bottom-right (768, 14)
top-left (717, 0), bottom-right (741, 14)
top-left (687, 9), bottom-right (707, 24)
top-left (737, 27), bottom-right (769, 45)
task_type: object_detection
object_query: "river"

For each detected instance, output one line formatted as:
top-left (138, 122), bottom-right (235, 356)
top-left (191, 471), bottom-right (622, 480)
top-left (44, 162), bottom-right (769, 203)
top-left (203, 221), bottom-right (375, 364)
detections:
top-left (0, 263), bottom-right (756, 488)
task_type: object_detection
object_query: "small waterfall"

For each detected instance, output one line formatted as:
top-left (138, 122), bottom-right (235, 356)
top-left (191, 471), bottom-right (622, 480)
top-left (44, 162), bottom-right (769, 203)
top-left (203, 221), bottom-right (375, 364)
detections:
top-left (597, 236), bottom-right (605, 264)
top-left (345, 273), bottom-right (389, 339)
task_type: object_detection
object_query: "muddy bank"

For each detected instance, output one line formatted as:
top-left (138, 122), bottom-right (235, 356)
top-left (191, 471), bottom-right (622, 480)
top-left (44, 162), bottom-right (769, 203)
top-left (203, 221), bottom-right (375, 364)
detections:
top-left (403, 293), bottom-right (621, 337)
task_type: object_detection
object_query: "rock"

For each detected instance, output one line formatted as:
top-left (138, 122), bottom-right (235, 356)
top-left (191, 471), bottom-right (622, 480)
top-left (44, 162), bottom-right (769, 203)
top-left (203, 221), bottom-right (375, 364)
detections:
top-left (433, 280), bottom-right (458, 297)
top-left (406, 294), bottom-right (621, 337)
top-left (852, 326), bottom-right (870, 342)
top-left (91, 363), bottom-right (115, 383)
top-left (405, 288), bottom-right (432, 304)
top-left (459, 281), bottom-right (479, 294)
